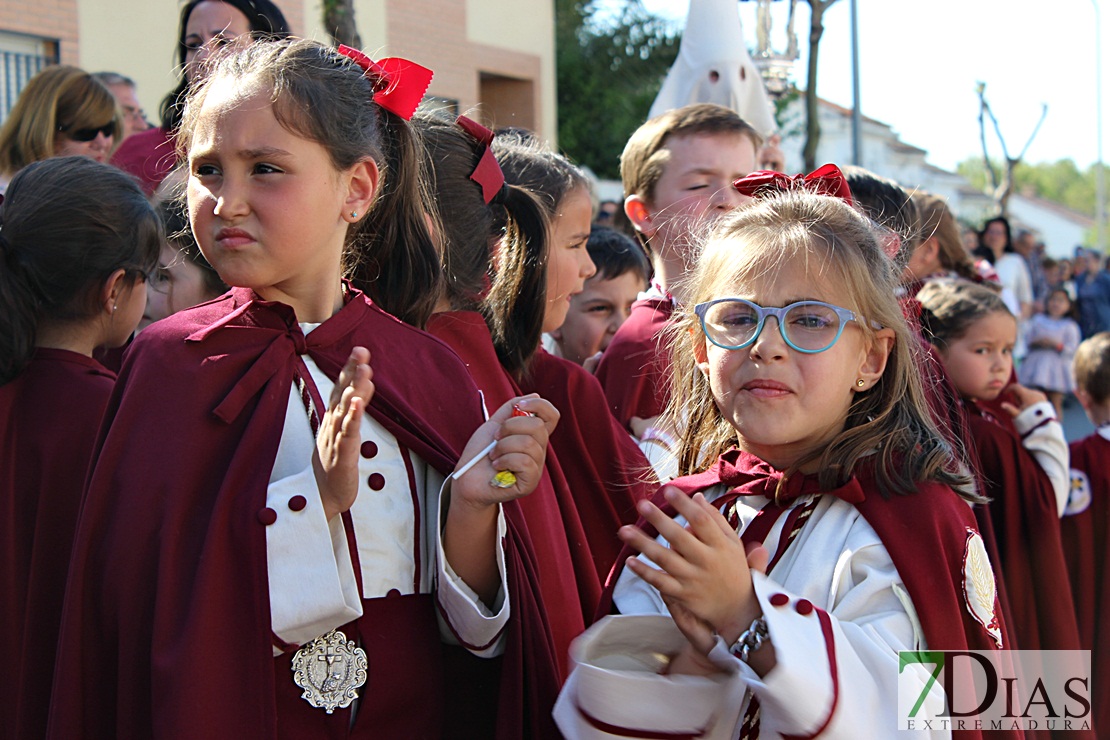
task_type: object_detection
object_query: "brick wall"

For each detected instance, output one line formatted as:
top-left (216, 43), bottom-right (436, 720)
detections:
top-left (0, 0), bottom-right (79, 63)
top-left (385, 0), bottom-right (546, 138)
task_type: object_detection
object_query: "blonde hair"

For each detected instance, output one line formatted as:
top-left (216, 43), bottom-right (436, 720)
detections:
top-left (664, 190), bottom-right (972, 499)
top-left (1074, 332), bottom-right (1110, 405)
top-left (0, 66), bottom-right (121, 177)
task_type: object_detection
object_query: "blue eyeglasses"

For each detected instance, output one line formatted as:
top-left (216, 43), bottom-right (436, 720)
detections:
top-left (693, 298), bottom-right (878, 354)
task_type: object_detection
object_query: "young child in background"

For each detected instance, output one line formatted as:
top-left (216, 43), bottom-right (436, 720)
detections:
top-left (0, 157), bottom-right (161, 740)
top-left (903, 191), bottom-right (989, 289)
top-left (547, 224), bottom-right (649, 370)
top-left (918, 280), bottom-right (1079, 656)
top-left (489, 130), bottom-right (657, 582)
top-left (557, 190), bottom-right (1011, 740)
top-left (139, 198), bottom-right (228, 330)
top-left (48, 40), bottom-right (557, 739)
top-left (594, 103), bottom-right (761, 430)
top-left (1063, 331), bottom-right (1110, 735)
top-left (1018, 287), bottom-right (1082, 418)
top-left (417, 112), bottom-right (600, 738)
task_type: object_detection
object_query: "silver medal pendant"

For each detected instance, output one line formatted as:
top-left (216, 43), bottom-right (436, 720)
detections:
top-left (291, 629), bottom-right (369, 714)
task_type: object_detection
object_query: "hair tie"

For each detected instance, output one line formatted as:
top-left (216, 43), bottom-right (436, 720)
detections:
top-left (489, 183), bottom-right (510, 206)
top-left (336, 45), bottom-right (433, 121)
top-left (455, 115), bottom-right (507, 205)
top-left (733, 163), bottom-right (854, 205)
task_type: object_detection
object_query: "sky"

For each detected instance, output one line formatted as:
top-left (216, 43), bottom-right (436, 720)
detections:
top-left (629, 0), bottom-right (1108, 173)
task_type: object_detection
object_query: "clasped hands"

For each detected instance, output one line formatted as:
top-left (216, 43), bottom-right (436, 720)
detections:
top-left (620, 488), bottom-right (773, 675)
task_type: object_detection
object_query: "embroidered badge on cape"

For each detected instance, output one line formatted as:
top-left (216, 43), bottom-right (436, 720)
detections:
top-left (961, 528), bottom-right (1002, 648)
top-left (1065, 469), bottom-right (1092, 516)
top-left (292, 629), bottom-right (369, 714)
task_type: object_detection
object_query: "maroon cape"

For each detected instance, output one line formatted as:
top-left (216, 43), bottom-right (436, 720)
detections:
top-left (597, 449), bottom-right (1024, 740)
top-left (1061, 433), bottom-right (1110, 735)
top-left (0, 349), bottom-right (115, 740)
top-left (427, 311), bottom-right (591, 739)
top-left (593, 296), bottom-right (674, 429)
top-left (964, 403), bottom-right (1081, 654)
top-left (47, 289), bottom-right (554, 739)
top-left (522, 348), bottom-right (656, 581)
top-left (110, 126), bottom-right (176, 196)
top-left (427, 313), bottom-right (657, 738)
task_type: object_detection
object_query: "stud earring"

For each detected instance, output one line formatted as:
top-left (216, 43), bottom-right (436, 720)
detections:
top-left (350, 211), bottom-right (358, 219)
top-left (112, 304), bottom-right (118, 313)
top-left (856, 379), bottom-right (866, 387)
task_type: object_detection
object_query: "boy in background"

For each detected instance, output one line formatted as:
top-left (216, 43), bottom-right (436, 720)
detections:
top-left (594, 103), bottom-right (761, 430)
top-left (548, 225), bottom-right (649, 371)
top-left (1063, 331), bottom-right (1110, 734)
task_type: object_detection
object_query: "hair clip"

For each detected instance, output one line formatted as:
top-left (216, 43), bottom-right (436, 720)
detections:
top-left (336, 44), bottom-right (433, 121)
top-left (733, 163), bottom-right (854, 205)
top-left (456, 115), bottom-right (506, 205)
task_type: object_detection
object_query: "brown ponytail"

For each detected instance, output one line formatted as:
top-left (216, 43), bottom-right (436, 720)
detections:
top-left (415, 113), bottom-right (549, 375)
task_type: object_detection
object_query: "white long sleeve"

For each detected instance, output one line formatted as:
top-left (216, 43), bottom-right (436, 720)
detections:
top-left (264, 349), bottom-right (509, 657)
top-left (1013, 401), bottom-right (1070, 517)
top-left (555, 494), bottom-right (952, 739)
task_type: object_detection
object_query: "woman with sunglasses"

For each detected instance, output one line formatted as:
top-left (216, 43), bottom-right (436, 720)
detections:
top-left (110, 0), bottom-right (289, 196)
top-left (0, 65), bottom-right (121, 194)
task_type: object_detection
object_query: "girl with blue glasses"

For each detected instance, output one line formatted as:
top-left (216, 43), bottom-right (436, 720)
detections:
top-left (694, 298), bottom-right (875, 354)
top-left (557, 189), bottom-right (1016, 740)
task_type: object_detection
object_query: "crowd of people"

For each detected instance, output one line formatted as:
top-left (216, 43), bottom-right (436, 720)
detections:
top-left (1, 1), bottom-right (1108, 738)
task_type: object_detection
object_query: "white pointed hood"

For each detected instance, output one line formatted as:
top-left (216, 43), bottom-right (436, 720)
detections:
top-left (649, 0), bottom-right (776, 136)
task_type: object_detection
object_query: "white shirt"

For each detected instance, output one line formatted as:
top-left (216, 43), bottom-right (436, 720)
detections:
top-left (555, 490), bottom-right (954, 739)
top-left (263, 326), bottom-right (509, 656)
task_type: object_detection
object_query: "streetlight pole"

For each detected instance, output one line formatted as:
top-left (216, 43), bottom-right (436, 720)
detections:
top-left (1094, 0), bottom-right (1106, 254)
top-left (850, 0), bottom-right (862, 166)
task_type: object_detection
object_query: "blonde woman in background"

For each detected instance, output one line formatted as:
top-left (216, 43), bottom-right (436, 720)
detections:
top-left (0, 66), bottom-right (121, 193)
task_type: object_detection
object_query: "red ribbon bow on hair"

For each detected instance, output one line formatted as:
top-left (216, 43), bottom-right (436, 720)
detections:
top-left (733, 163), bottom-right (854, 205)
top-left (455, 115), bottom-right (506, 205)
top-left (336, 44), bottom-right (433, 121)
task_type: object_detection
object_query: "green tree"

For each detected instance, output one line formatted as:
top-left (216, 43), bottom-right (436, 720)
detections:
top-left (957, 156), bottom-right (1109, 247)
top-left (555, 0), bottom-right (679, 179)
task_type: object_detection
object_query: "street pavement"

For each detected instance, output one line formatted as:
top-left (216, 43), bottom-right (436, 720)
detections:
top-left (1061, 394), bottom-right (1095, 443)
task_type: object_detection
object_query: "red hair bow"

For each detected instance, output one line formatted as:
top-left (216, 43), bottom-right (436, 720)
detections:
top-left (733, 163), bottom-right (854, 205)
top-left (455, 116), bottom-right (506, 204)
top-left (336, 44), bottom-right (433, 121)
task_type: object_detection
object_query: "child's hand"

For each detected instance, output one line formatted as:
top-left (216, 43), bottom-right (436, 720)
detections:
top-left (620, 488), bottom-right (768, 646)
top-left (443, 396), bottom-right (558, 605)
top-left (628, 415), bottom-right (660, 441)
top-left (1000, 382), bottom-right (1049, 418)
top-left (450, 395), bottom-right (558, 510)
top-left (313, 347), bottom-right (374, 521)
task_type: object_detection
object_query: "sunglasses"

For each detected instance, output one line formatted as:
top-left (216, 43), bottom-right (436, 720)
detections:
top-left (57, 121), bottom-right (114, 142)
